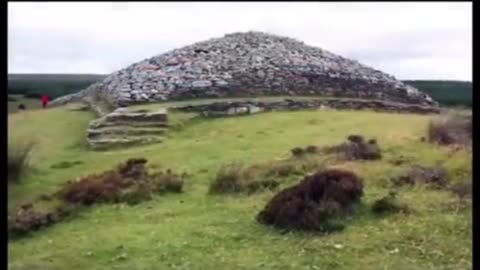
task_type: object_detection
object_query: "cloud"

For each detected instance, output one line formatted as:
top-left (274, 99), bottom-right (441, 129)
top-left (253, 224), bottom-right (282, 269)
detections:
top-left (8, 2), bottom-right (472, 80)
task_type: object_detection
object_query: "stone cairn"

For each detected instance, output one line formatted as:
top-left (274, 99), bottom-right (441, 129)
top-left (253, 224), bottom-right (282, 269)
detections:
top-left (51, 31), bottom-right (437, 109)
top-left (48, 31), bottom-right (441, 150)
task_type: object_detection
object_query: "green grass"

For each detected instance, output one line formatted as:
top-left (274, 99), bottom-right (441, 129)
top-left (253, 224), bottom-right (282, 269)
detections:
top-left (8, 104), bottom-right (471, 270)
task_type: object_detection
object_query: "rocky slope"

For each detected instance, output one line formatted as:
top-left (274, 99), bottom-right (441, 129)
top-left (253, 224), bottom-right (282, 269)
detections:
top-left (51, 31), bottom-right (436, 107)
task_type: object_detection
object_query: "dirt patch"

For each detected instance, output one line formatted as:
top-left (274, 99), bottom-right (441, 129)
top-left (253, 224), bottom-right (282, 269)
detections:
top-left (391, 165), bottom-right (448, 188)
top-left (256, 169), bottom-right (363, 232)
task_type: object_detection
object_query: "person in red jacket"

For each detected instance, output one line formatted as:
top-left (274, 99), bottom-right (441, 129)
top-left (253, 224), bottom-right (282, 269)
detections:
top-left (41, 94), bottom-right (49, 108)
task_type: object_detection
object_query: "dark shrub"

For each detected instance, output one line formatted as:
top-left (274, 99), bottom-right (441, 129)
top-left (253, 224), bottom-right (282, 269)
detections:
top-left (61, 171), bottom-right (124, 205)
top-left (347, 135), bottom-right (365, 144)
top-left (391, 165), bottom-right (448, 188)
top-left (150, 169), bottom-right (184, 193)
top-left (265, 161), bottom-right (298, 177)
top-left (305, 145), bottom-right (319, 154)
top-left (8, 141), bottom-right (34, 183)
top-left (257, 169), bottom-right (363, 232)
top-left (371, 191), bottom-right (409, 215)
top-left (117, 158), bottom-right (148, 179)
top-left (323, 136), bottom-right (381, 161)
top-left (119, 182), bottom-right (153, 205)
top-left (291, 147), bottom-right (305, 157)
top-left (18, 104), bottom-right (26, 110)
top-left (246, 180), bottom-right (279, 194)
top-left (51, 160), bottom-right (84, 169)
top-left (428, 115), bottom-right (471, 146)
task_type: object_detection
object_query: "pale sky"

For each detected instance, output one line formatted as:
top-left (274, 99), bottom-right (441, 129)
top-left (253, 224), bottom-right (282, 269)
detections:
top-left (8, 2), bottom-right (472, 81)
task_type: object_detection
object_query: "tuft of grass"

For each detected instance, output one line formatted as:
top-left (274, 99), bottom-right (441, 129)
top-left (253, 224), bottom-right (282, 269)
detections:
top-left (428, 114), bottom-right (471, 146)
top-left (8, 141), bottom-right (35, 183)
top-left (209, 162), bottom-right (283, 194)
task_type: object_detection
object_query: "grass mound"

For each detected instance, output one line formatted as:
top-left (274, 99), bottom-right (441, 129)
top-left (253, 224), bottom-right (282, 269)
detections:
top-left (428, 114), bottom-right (471, 146)
top-left (256, 169), bottom-right (363, 232)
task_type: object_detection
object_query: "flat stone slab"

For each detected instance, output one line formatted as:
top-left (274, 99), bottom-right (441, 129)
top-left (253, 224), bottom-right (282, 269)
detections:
top-left (104, 108), bottom-right (167, 122)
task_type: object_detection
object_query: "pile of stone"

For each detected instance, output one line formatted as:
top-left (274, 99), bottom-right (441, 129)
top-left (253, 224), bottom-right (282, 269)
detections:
top-left (174, 98), bottom-right (440, 117)
top-left (52, 31), bottom-right (437, 108)
top-left (86, 108), bottom-right (168, 150)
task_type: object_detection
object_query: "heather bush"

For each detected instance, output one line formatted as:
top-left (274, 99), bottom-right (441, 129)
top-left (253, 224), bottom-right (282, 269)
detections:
top-left (257, 169), bottom-right (363, 232)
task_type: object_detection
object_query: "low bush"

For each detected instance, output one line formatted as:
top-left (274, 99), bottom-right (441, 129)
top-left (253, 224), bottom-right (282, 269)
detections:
top-left (264, 161), bottom-right (299, 178)
top-left (150, 169), bottom-right (184, 193)
top-left (61, 171), bottom-right (124, 205)
top-left (8, 141), bottom-right (35, 183)
top-left (305, 145), bottom-right (319, 154)
top-left (391, 165), bottom-right (448, 188)
top-left (257, 169), bottom-right (363, 232)
top-left (209, 162), bottom-right (280, 194)
top-left (50, 160), bottom-right (84, 169)
top-left (209, 163), bottom-right (245, 193)
top-left (10, 158), bottom-right (186, 238)
top-left (323, 135), bottom-right (381, 161)
top-left (291, 147), bottom-right (305, 157)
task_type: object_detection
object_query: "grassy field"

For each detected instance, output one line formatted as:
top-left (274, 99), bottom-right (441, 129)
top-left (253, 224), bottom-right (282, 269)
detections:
top-left (8, 104), bottom-right (471, 270)
top-left (8, 95), bottom-right (44, 114)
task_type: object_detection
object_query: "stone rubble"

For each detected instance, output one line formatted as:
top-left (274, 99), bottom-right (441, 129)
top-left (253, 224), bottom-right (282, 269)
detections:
top-left (51, 31), bottom-right (437, 108)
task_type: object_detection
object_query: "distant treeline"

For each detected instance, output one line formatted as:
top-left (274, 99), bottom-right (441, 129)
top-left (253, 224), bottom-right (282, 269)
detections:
top-left (404, 80), bottom-right (472, 107)
top-left (7, 74), bottom-right (472, 107)
top-left (7, 74), bottom-right (106, 99)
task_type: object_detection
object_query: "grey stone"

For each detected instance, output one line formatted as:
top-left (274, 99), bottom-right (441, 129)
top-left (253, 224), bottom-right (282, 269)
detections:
top-left (192, 80), bottom-right (213, 88)
top-left (51, 31), bottom-right (437, 108)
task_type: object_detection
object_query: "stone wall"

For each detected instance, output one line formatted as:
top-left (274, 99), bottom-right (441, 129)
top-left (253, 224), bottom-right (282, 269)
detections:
top-left (174, 98), bottom-right (440, 116)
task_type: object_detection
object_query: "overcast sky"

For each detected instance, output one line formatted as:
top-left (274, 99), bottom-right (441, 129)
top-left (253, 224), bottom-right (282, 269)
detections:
top-left (8, 2), bottom-right (472, 81)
